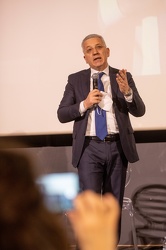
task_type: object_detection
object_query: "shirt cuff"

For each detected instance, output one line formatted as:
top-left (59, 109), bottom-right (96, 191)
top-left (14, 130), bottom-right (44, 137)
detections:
top-left (79, 101), bottom-right (87, 115)
top-left (124, 89), bottom-right (133, 102)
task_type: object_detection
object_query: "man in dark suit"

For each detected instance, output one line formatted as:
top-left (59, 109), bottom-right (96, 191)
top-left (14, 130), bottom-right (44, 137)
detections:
top-left (57, 34), bottom-right (145, 240)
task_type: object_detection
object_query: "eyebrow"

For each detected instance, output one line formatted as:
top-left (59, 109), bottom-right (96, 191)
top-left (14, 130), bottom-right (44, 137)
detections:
top-left (85, 43), bottom-right (104, 49)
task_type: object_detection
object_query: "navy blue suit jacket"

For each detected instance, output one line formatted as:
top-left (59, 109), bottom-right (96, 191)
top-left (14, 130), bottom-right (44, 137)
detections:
top-left (57, 66), bottom-right (145, 168)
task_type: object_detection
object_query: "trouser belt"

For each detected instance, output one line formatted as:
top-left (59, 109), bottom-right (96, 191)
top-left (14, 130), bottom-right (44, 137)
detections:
top-left (85, 134), bottom-right (120, 142)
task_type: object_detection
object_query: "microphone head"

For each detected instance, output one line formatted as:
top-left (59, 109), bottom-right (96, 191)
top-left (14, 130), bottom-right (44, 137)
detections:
top-left (92, 73), bottom-right (99, 90)
top-left (92, 73), bottom-right (99, 80)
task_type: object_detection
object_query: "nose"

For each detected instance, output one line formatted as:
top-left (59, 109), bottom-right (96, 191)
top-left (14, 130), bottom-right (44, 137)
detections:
top-left (92, 47), bottom-right (98, 54)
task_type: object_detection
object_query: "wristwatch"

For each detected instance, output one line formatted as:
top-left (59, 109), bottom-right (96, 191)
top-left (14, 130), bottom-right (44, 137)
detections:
top-left (124, 88), bottom-right (132, 97)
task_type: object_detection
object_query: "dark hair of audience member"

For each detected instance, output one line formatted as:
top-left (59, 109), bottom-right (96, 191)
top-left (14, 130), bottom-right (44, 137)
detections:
top-left (0, 148), bottom-right (69, 250)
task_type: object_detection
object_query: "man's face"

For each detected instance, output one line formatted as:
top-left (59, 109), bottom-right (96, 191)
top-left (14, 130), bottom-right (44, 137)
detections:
top-left (82, 37), bottom-right (110, 71)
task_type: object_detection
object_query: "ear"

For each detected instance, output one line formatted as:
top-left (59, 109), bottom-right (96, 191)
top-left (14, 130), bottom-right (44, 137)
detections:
top-left (83, 55), bottom-right (88, 64)
top-left (107, 48), bottom-right (110, 57)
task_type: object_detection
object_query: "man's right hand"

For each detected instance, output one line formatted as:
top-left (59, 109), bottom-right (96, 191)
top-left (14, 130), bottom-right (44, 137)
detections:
top-left (83, 89), bottom-right (103, 109)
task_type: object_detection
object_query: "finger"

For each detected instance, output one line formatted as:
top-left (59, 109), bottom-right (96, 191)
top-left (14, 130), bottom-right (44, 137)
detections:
top-left (74, 190), bottom-right (102, 211)
top-left (116, 73), bottom-right (123, 82)
top-left (118, 69), bottom-right (127, 80)
top-left (116, 75), bottom-right (122, 84)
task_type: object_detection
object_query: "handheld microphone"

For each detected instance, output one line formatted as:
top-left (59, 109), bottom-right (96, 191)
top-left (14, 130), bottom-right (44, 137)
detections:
top-left (92, 73), bottom-right (99, 89)
top-left (92, 73), bottom-right (99, 108)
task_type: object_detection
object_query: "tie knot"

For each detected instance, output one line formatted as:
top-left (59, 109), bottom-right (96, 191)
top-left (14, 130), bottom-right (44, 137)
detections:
top-left (99, 72), bottom-right (104, 79)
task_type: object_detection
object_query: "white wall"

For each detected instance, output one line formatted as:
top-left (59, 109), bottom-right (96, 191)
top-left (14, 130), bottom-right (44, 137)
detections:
top-left (1, 0), bottom-right (166, 135)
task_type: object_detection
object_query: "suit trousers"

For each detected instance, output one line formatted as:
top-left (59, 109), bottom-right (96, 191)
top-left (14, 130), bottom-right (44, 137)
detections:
top-left (77, 137), bottom-right (128, 241)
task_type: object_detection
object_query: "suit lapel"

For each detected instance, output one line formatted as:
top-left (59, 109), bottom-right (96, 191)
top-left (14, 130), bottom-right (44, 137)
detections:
top-left (109, 66), bottom-right (119, 98)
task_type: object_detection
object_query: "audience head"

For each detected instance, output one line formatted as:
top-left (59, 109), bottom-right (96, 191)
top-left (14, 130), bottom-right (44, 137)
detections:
top-left (0, 146), bottom-right (69, 250)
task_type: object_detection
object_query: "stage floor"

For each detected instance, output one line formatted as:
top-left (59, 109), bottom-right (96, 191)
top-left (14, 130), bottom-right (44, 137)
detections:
top-left (69, 244), bottom-right (163, 250)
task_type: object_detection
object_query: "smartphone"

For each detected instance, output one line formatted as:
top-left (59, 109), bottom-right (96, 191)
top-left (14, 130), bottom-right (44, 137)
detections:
top-left (36, 172), bottom-right (79, 213)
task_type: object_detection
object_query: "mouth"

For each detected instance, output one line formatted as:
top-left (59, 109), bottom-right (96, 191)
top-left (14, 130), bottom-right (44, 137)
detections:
top-left (93, 56), bottom-right (101, 62)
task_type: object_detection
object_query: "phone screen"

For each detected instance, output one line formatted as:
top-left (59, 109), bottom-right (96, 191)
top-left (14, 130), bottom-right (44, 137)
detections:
top-left (36, 172), bottom-right (79, 212)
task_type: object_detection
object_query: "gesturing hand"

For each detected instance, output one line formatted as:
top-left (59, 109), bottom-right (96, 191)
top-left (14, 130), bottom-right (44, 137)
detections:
top-left (116, 69), bottom-right (131, 96)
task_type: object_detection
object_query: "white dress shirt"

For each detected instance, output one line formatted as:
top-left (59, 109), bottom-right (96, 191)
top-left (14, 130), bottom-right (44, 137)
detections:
top-left (79, 66), bottom-right (132, 136)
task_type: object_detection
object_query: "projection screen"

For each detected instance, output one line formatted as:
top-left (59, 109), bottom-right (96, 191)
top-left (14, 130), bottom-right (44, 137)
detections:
top-left (0, 0), bottom-right (166, 136)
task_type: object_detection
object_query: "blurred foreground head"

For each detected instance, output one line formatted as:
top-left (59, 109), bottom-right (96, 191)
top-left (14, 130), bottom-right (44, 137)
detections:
top-left (0, 143), bottom-right (69, 250)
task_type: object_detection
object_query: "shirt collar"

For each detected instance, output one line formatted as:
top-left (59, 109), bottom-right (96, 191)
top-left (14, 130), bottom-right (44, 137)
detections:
top-left (91, 65), bottom-right (109, 76)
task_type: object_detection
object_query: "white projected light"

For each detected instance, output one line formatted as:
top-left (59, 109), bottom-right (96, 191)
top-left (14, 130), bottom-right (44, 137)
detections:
top-left (0, 0), bottom-right (166, 135)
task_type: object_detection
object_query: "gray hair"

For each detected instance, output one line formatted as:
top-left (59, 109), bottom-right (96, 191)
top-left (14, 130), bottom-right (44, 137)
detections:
top-left (81, 34), bottom-right (106, 48)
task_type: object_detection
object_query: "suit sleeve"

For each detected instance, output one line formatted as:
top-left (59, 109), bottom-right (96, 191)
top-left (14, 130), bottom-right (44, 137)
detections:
top-left (126, 72), bottom-right (146, 117)
top-left (57, 76), bottom-right (82, 123)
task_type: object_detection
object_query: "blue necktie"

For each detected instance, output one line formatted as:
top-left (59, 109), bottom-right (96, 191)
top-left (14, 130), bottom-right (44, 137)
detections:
top-left (95, 72), bottom-right (108, 140)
